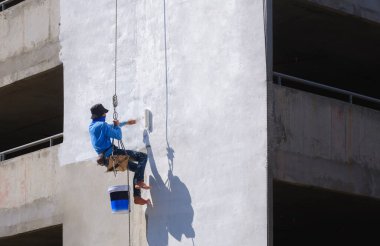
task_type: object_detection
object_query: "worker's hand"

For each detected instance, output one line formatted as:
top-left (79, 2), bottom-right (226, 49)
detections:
top-left (126, 119), bottom-right (137, 125)
top-left (113, 120), bottom-right (120, 126)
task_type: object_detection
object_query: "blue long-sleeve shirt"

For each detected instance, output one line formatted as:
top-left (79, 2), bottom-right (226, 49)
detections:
top-left (89, 117), bottom-right (122, 157)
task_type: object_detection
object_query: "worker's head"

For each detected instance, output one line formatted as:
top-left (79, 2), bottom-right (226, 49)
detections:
top-left (90, 103), bottom-right (109, 119)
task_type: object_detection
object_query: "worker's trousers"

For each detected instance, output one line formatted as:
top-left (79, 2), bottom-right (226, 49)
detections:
top-left (112, 147), bottom-right (148, 197)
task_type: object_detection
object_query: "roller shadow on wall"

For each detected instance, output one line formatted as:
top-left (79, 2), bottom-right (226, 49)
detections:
top-left (144, 130), bottom-right (195, 245)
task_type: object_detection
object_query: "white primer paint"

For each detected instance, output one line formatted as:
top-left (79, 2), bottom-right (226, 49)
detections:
top-left (60, 0), bottom-right (267, 244)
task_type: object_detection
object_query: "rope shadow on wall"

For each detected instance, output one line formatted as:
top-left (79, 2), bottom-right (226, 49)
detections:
top-left (143, 0), bottom-right (195, 244)
top-left (144, 131), bottom-right (195, 245)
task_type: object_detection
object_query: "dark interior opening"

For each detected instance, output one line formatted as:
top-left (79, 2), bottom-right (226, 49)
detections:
top-left (0, 0), bottom-right (25, 12)
top-left (0, 225), bottom-right (62, 246)
top-left (273, 0), bottom-right (380, 107)
top-left (0, 65), bottom-right (63, 160)
top-left (274, 180), bottom-right (380, 246)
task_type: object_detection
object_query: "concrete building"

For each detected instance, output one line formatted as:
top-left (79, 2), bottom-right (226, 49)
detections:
top-left (0, 0), bottom-right (379, 245)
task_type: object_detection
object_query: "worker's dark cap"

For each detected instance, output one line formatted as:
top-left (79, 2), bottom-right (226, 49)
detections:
top-left (90, 104), bottom-right (109, 119)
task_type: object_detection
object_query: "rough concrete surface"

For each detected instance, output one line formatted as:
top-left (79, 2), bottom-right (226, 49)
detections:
top-left (271, 84), bottom-right (380, 198)
top-left (0, 0), bottom-right (60, 87)
top-left (0, 147), bottom-right (62, 237)
top-left (59, 0), bottom-right (268, 245)
top-left (61, 160), bottom-right (147, 246)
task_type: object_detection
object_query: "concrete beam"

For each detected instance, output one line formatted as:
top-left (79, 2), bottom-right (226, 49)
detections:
top-left (0, 0), bottom-right (60, 87)
top-left (0, 146), bottom-right (62, 237)
top-left (270, 84), bottom-right (380, 199)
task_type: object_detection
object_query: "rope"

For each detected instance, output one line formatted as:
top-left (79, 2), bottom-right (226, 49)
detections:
top-left (114, 0), bottom-right (118, 96)
top-left (112, 0), bottom-right (132, 244)
top-left (113, 0), bottom-right (119, 121)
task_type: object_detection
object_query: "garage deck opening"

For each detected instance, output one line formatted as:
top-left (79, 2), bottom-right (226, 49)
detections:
top-left (0, 65), bottom-right (63, 160)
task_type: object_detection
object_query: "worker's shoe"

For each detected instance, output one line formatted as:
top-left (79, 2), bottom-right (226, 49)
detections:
top-left (134, 196), bottom-right (151, 205)
top-left (135, 181), bottom-right (151, 190)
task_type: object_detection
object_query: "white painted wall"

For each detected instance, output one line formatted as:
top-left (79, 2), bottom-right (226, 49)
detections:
top-left (60, 0), bottom-right (268, 245)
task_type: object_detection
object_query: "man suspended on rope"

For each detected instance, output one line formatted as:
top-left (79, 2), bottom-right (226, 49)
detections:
top-left (89, 103), bottom-right (151, 205)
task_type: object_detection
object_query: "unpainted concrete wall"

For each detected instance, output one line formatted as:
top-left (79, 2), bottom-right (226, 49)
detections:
top-left (61, 160), bottom-right (147, 246)
top-left (59, 0), bottom-right (268, 245)
top-left (309, 0), bottom-right (380, 24)
top-left (0, 145), bottom-right (148, 244)
top-left (0, 146), bottom-right (62, 237)
top-left (0, 0), bottom-right (60, 88)
top-left (271, 84), bottom-right (380, 198)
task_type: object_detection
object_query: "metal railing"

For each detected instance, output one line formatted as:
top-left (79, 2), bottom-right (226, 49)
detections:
top-left (0, 0), bottom-right (23, 12)
top-left (0, 133), bottom-right (63, 161)
top-left (273, 72), bottom-right (380, 105)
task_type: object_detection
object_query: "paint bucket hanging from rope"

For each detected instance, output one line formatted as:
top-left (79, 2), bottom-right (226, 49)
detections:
top-left (108, 185), bottom-right (130, 214)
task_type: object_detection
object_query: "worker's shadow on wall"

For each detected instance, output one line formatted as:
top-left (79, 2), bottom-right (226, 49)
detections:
top-left (143, 130), bottom-right (195, 245)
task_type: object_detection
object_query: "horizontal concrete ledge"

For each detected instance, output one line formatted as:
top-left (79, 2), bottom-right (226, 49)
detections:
top-left (0, 144), bottom-right (60, 167)
top-left (0, 197), bottom-right (62, 238)
top-left (0, 41), bottom-right (61, 88)
top-left (270, 83), bottom-right (380, 200)
top-left (273, 150), bottom-right (380, 199)
top-left (0, 146), bottom-right (62, 237)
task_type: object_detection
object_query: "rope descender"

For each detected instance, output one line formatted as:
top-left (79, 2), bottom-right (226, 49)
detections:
top-left (112, 94), bottom-right (119, 120)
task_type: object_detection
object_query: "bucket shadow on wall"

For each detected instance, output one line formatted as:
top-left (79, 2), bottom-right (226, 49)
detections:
top-left (144, 131), bottom-right (195, 245)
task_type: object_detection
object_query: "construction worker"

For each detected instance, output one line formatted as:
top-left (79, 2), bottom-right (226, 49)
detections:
top-left (89, 103), bottom-right (151, 205)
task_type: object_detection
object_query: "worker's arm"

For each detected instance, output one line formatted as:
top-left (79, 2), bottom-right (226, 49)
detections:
top-left (104, 122), bottom-right (122, 140)
top-left (119, 119), bottom-right (137, 127)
